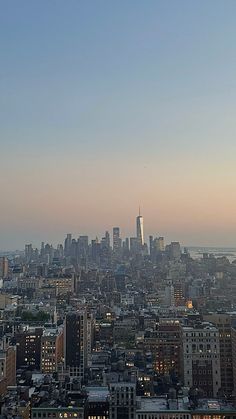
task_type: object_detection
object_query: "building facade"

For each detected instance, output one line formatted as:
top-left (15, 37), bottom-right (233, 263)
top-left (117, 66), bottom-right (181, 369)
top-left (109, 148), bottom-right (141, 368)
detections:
top-left (181, 323), bottom-right (221, 397)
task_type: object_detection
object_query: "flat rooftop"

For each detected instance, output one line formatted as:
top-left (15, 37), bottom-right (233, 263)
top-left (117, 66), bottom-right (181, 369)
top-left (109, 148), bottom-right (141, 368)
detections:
top-left (86, 386), bottom-right (109, 402)
top-left (136, 397), bottom-right (236, 413)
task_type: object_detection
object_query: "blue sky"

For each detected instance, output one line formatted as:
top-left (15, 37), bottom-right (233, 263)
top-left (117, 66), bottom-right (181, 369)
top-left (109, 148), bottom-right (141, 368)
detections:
top-left (1, 1), bottom-right (236, 249)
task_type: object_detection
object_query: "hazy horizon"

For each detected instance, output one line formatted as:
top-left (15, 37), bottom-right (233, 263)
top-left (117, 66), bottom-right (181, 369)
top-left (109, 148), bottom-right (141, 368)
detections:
top-left (1, 1), bottom-right (236, 249)
top-left (1, 221), bottom-right (236, 252)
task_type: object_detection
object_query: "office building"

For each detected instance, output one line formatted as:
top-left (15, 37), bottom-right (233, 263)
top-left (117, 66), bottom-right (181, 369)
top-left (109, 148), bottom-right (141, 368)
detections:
top-left (64, 233), bottom-right (72, 257)
top-left (109, 382), bottom-right (136, 419)
top-left (181, 323), bottom-right (221, 397)
top-left (113, 227), bottom-right (121, 255)
top-left (147, 321), bottom-right (181, 377)
top-left (15, 327), bottom-right (43, 370)
top-left (65, 310), bottom-right (92, 379)
top-left (203, 313), bottom-right (234, 395)
top-left (136, 211), bottom-right (144, 246)
top-left (0, 257), bottom-right (9, 278)
top-left (86, 386), bottom-right (110, 419)
top-left (25, 244), bottom-right (33, 263)
top-left (41, 325), bottom-right (64, 374)
top-left (157, 237), bottom-right (165, 252)
top-left (169, 242), bottom-right (181, 259)
top-left (0, 336), bottom-right (16, 396)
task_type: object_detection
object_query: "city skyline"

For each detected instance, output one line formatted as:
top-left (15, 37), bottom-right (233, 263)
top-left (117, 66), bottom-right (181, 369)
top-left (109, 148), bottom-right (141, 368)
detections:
top-left (2, 208), bottom-right (236, 251)
top-left (1, 1), bottom-right (236, 249)
top-left (2, 211), bottom-right (236, 252)
top-left (2, 2), bottom-right (236, 413)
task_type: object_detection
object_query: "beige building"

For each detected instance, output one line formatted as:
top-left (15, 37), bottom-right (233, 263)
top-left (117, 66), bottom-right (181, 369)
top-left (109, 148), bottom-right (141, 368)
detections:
top-left (203, 312), bottom-right (234, 395)
top-left (44, 277), bottom-right (74, 296)
top-left (181, 323), bottom-right (221, 397)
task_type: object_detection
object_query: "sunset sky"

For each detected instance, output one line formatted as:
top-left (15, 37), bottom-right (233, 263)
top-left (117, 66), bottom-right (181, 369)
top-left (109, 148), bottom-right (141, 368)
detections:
top-left (1, 1), bottom-right (236, 249)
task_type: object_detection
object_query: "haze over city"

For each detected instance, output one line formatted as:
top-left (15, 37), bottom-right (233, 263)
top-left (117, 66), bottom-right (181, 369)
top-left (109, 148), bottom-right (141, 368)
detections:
top-left (1, 1), bottom-right (236, 249)
top-left (3, 2), bottom-right (236, 418)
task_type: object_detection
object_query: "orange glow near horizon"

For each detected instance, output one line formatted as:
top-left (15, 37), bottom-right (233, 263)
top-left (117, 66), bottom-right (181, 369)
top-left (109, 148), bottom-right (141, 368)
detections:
top-left (1, 152), bottom-right (236, 248)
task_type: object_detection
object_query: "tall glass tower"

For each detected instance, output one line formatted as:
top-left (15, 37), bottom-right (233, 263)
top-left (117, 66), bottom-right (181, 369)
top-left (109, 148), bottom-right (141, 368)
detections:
top-left (136, 209), bottom-right (144, 246)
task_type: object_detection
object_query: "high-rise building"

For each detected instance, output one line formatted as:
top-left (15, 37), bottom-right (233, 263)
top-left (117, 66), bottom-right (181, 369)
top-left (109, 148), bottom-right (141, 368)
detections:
top-left (145, 321), bottom-right (181, 377)
top-left (91, 238), bottom-right (101, 265)
top-left (101, 232), bottom-right (111, 268)
top-left (113, 227), bottom-right (121, 255)
top-left (203, 313), bottom-right (234, 395)
top-left (168, 242), bottom-right (181, 260)
top-left (109, 382), bottom-right (136, 419)
top-left (173, 281), bottom-right (185, 306)
top-left (40, 242), bottom-right (45, 258)
top-left (15, 327), bottom-right (43, 370)
top-left (157, 236), bottom-right (165, 252)
top-left (78, 235), bottom-right (89, 266)
top-left (65, 310), bottom-right (92, 379)
top-left (122, 237), bottom-right (130, 257)
top-left (25, 244), bottom-right (33, 263)
top-left (0, 336), bottom-right (16, 396)
top-left (164, 284), bottom-right (175, 306)
top-left (181, 323), bottom-right (221, 397)
top-left (136, 210), bottom-right (144, 246)
top-left (41, 325), bottom-right (64, 374)
top-left (104, 230), bottom-right (110, 248)
top-left (130, 237), bottom-right (139, 255)
top-left (0, 257), bottom-right (9, 279)
top-left (149, 236), bottom-right (154, 258)
top-left (231, 325), bottom-right (236, 396)
top-left (64, 233), bottom-right (72, 257)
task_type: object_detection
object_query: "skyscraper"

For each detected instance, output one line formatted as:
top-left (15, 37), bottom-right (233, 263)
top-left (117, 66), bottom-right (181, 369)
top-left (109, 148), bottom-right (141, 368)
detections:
top-left (0, 257), bottom-right (8, 279)
top-left (169, 241), bottom-right (181, 259)
top-left (136, 209), bottom-right (144, 246)
top-left (25, 244), bottom-right (33, 263)
top-left (65, 310), bottom-right (92, 379)
top-left (113, 227), bottom-right (121, 254)
top-left (64, 233), bottom-right (72, 257)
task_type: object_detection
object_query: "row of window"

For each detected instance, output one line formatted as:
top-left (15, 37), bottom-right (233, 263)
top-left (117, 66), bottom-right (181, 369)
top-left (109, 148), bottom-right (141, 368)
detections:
top-left (185, 333), bottom-right (217, 337)
top-left (32, 413), bottom-right (82, 418)
top-left (185, 355), bottom-right (218, 359)
top-left (137, 415), bottom-right (191, 419)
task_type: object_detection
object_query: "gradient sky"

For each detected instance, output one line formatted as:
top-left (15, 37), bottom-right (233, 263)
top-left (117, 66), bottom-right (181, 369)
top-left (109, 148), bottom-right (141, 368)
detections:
top-left (1, 1), bottom-right (236, 249)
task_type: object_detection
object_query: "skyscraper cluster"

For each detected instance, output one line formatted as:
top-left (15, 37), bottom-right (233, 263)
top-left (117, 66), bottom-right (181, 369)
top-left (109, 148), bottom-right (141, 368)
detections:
top-left (1, 213), bottom-right (236, 418)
